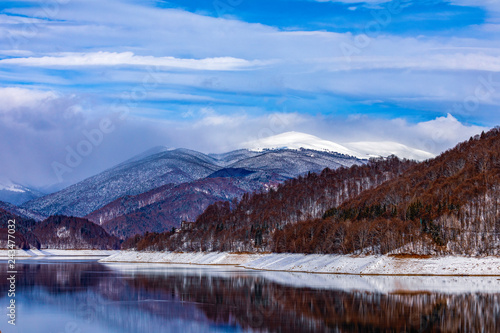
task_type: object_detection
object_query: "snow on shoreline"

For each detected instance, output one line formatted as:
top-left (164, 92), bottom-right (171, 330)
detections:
top-left (4, 249), bottom-right (500, 277)
top-left (0, 249), bottom-right (118, 258)
top-left (100, 251), bottom-right (500, 276)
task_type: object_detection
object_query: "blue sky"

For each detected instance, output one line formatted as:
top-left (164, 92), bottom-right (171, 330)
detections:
top-left (0, 0), bottom-right (498, 188)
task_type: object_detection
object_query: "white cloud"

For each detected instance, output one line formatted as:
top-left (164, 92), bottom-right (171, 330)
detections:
top-left (414, 113), bottom-right (488, 148)
top-left (0, 52), bottom-right (267, 71)
top-left (334, 53), bottom-right (500, 72)
top-left (0, 87), bottom-right (59, 112)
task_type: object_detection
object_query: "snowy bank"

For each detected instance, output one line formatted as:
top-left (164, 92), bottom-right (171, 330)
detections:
top-left (100, 251), bottom-right (500, 276)
top-left (0, 249), bottom-right (118, 258)
top-left (100, 251), bottom-right (262, 265)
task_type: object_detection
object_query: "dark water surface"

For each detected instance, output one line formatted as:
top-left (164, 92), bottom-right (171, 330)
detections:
top-left (1, 259), bottom-right (500, 332)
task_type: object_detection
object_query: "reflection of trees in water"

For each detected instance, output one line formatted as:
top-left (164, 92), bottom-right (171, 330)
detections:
top-left (130, 274), bottom-right (500, 333)
top-left (0, 261), bottom-right (110, 293)
top-left (1, 262), bottom-right (500, 332)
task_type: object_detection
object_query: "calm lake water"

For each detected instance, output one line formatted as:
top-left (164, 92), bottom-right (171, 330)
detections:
top-left (1, 258), bottom-right (500, 332)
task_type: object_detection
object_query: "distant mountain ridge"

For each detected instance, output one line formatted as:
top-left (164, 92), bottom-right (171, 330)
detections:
top-left (22, 143), bottom-right (367, 219)
top-left (0, 182), bottom-right (44, 205)
top-left (20, 131), bottom-right (434, 239)
top-left (22, 148), bottom-right (222, 217)
top-left (245, 131), bottom-right (435, 161)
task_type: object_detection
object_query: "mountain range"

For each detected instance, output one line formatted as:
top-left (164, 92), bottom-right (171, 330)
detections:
top-left (0, 182), bottom-right (44, 206)
top-left (24, 146), bottom-right (365, 238)
top-left (0, 131), bottom-right (434, 241)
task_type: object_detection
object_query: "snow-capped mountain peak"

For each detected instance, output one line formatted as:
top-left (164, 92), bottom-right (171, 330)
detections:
top-left (0, 183), bottom-right (27, 193)
top-left (0, 181), bottom-right (45, 205)
top-left (244, 131), bottom-right (435, 161)
top-left (244, 131), bottom-right (360, 157)
top-left (343, 141), bottom-right (435, 161)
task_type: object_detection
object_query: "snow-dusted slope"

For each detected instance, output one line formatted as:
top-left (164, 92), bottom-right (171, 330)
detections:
top-left (0, 181), bottom-right (44, 205)
top-left (245, 132), bottom-right (360, 157)
top-left (0, 200), bottom-right (45, 221)
top-left (344, 141), bottom-right (435, 161)
top-left (23, 146), bottom-right (363, 219)
top-left (24, 132), bottom-right (423, 222)
top-left (244, 131), bottom-right (434, 161)
top-left (22, 148), bottom-right (221, 217)
top-left (228, 149), bottom-right (363, 179)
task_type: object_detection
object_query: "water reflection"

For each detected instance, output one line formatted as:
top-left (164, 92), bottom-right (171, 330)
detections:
top-left (1, 260), bottom-right (499, 332)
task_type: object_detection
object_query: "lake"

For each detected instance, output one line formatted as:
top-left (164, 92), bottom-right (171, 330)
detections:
top-left (1, 258), bottom-right (499, 332)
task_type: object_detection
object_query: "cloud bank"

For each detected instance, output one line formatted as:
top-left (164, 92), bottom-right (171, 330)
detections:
top-left (0, 0), bottom-right (497, 189)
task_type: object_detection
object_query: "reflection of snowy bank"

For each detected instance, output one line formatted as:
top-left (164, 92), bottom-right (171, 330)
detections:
top-left (102, 261), bottom-right (500, 295)
top-left (100, 251), bottom-right (500, 277)
top-left (0, 249), bottom-right (118, 258)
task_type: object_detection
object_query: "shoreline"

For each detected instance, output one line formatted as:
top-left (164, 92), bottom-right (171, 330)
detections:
top-left (100, 251), bottom-right (500, 276)
top-left (0, 249), bottom-right (118, 258)
top-left (4, 249), bottom-right (500, 277)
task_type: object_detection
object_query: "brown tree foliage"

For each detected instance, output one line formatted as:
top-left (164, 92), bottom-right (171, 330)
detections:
top-left (129, 157), bottom-right (415, 252)
top-left (32, 215), bottom-right (121, 249)
top-left (0, 208), bottom-right (40, 249)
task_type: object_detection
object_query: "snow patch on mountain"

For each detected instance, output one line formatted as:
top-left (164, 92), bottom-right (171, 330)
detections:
top-left (0, 181), bottom-right (45, 205)
top-left (344, 141), bottom-right (435, 161)
top-left (0, 183), bottom-right (27, 193)
top-left (244, 132), bottom-right (360, 157)
top-left (244, 131), bottom-right (434, 161)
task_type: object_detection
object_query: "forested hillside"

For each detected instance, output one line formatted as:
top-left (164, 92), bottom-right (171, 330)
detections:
top-left (32, 216), bottom-right (120, 250)
top-left (125, 128), bottom-right (500, 256)
top-left (0, 208), bottom-right (40, 249)
top-left (87, 175), bottom-right (284, 239)
top-left (274, 128), bottom-right (500, 255)
top-left (124, 156), bottom-right (416, 251)
top-left (311, 128), bottom-right (500, 255)
top-left (0, 209), bottom-right (119, 250)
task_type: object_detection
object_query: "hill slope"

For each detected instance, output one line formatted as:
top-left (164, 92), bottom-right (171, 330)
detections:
top-left (22, 148), bottom-right (221, 217)
top-left (148, 157), bottom-right (416, 251)
top-left (98, 177), bottom-right (273, 239)
top-left (0, 210), bottom-right (119, 250)
top-left (0, 200), bottom-right (45, 221)
top-left (0, 208), bottom-right (40, 249)
top-left (0, 182), bottom-right (44, 205)
top-left (25, 147), bottom-right (365, 226)
top-left (32, 216), bottom-right (120, 250)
